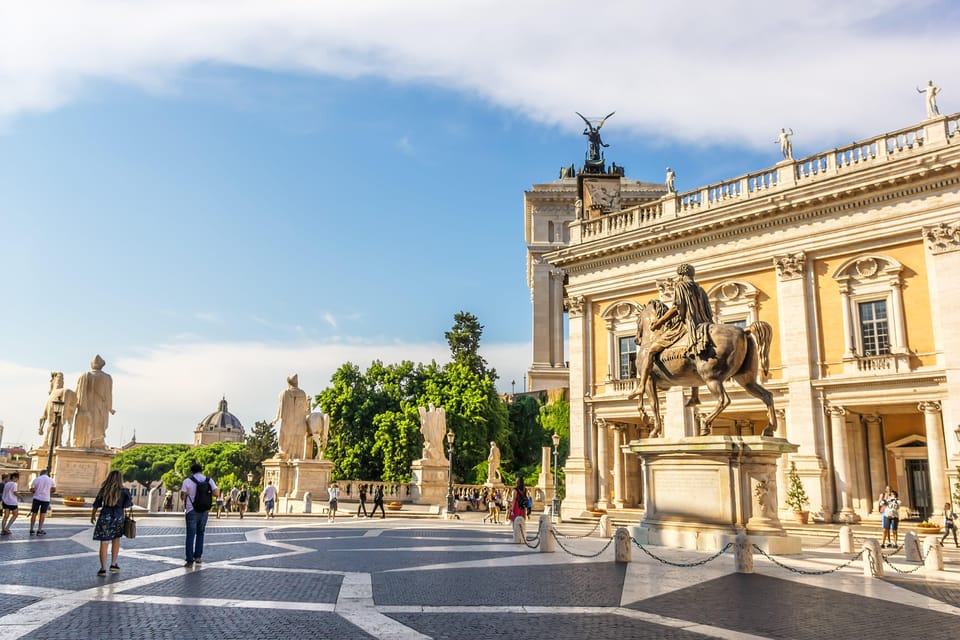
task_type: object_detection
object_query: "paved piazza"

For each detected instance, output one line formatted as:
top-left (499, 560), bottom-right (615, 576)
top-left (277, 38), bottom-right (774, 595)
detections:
top-left (1, 514), bottom-right (960, 639)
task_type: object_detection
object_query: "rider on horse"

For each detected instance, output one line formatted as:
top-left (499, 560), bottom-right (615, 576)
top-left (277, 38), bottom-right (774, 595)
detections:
top-left (633, 264), bottom-right (713, 411)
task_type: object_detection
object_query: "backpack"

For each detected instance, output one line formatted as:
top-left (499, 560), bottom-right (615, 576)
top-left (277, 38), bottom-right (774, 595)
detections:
top-left (187, 476), bottom-right (214, 513)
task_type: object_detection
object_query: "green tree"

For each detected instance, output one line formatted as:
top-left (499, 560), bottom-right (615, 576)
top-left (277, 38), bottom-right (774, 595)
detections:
top-left (111, 444), bottom-right (191, 486)
top-left (539, 394), bottom-right (570, 497)
top-left (245, 420), bottom-right (279, 484)
top-left (445, 311), bottom-right (497, 380)
top-left (160, 442), bottom-right (250, 491)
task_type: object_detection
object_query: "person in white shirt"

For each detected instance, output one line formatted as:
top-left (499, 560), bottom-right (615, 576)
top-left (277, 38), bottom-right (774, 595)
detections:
top-left (2, 472), bottom-right (21, 535)
top-left (29, 470), bottom-right (56, 536)
top-left (327, 483), bottom-right (340, 523)
top-left (179, 463), bottom-right (220, 567)
top-left (262, 480), bottom-right (277, 519)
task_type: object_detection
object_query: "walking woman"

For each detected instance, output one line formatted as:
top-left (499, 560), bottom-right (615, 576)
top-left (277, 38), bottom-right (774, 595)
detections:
top-left (90, 470), bottom-right (133, 576)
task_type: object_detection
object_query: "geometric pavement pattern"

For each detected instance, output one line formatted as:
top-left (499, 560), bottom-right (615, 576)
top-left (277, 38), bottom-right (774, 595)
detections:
top-left (1, 517), bottom-right (959, 639)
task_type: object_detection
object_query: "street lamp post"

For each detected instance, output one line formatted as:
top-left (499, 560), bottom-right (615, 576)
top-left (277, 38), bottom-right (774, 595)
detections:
top-left (45, 399), bottom-right (65, 475)
top-left (551, 432), bottom-right (561, 522)
top-left (445, 429), bottom-right (455, 517)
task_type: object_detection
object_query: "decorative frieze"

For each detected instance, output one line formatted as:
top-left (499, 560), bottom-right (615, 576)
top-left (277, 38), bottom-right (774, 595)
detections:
top-left (773, 252), bottom-right (806, 280)
top-left (923, 222), bottom-right (960, 254)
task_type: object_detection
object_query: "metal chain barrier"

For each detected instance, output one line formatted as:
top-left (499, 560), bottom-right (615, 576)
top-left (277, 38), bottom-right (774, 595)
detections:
top-left (807, 533), bottom-right (840, 549)
top-left (752, 544), bottom-right (864, 576)
top-left (553, 519), bottom-right (601, 539)
top-left (631, 538), bottom-right (732, 568)
top-left (522, 531), bottom-right (541, 549)
top-left (882, 543), bottom-right (933, 575)
top-left (865, 546), bottom-right (878, 577)
top-left (550, 529), bottom-right (614, 558)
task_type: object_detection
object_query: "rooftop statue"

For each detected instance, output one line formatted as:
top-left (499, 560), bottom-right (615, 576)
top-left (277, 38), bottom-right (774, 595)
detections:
top-left (776, 128), bottom-right (794, 160)
top-left (629, 264), bottom-right (777, 437)
top-left (917, 80), bottom-right (941, 119)
top-left (576, 111), bottom-right (615, 163)
top-left (665, 167), bottom-right (676, 193)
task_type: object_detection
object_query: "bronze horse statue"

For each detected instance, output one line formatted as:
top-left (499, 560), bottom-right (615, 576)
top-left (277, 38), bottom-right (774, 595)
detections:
top-left (630, 299), bottom-right (777, 437)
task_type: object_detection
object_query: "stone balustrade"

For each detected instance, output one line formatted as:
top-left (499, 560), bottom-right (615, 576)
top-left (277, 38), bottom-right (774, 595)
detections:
top-left (573, 113), bottom-right (956, 245)
top-left (333, 479), bottom-right (413, 502)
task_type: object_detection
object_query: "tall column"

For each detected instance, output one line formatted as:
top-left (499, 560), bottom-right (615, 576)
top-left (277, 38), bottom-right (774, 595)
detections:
top-left (863, 415), bottom-right (886, 512)
top-left (595, 417), bottom-right (610, 510)
top-left (838, 283), bottom-right (855, 358)
top-left (550, 268), bottom-right (565, 366)
top-left (919, 401), bottom-right (949, 512)
top-left (829, 404), bottom-right (855, 521)
top-left (774, 252), bottom-right (829, 516)
top-left (775, 409), bottom-right (787, 513)
top-left (530, 258), bottom-right (553, 368)
top-left (561, 296), bottom-right (594, 516)
top-left (612, 424), bottom-right (624, 508)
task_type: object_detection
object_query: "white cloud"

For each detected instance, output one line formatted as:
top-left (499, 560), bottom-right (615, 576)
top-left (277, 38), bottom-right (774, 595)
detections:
top-left (396, 135), bottom-right (415, 156)
top-left (0, 339), bottom-right (532, 450)
top-left (322, 312), bottom-right (338, 329)
top-left (1, 1), bottom-right (957, 148)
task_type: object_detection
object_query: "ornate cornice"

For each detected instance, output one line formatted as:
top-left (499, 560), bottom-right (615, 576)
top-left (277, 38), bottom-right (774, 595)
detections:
top-left (923, 221), bottom-right (960, 255)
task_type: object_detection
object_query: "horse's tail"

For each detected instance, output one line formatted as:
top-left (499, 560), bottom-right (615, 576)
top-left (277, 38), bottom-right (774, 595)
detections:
top-left (745, 320), bottom-right (772, 379)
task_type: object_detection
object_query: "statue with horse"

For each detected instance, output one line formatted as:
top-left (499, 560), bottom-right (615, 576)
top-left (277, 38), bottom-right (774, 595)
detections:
top-left (629, 264), bottom-right (777, 438)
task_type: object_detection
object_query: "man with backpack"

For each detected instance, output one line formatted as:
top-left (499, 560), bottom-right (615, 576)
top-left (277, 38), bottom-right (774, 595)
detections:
top-left (180, 463), bottom-right (219, 568)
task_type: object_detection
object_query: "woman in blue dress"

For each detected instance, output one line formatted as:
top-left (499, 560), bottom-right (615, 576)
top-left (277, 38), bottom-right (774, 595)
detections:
top-left (90, 470), bottom-right (133, 576)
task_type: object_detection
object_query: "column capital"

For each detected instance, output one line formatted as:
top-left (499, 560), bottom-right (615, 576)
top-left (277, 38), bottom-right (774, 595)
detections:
top-left (918, 400), bottom-right (942, 415)
top-left (923, 221), bottom-right (960, 255)
top-left (564, 295), bottom-right (585, 317)
top-left (826, 404), bottom-right (846, 418)
top-left (773, 252), bottom-right (806, 280)
top-left (861, 414), bottom-right (881, 427)
top-left (594, 416), bottom-right (607, 429)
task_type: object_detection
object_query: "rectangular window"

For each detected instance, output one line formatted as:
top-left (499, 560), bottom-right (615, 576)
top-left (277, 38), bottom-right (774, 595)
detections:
top-left (618, 336), bottom-right (636, 379)
top-left (724, 319), bottom-right (747, 329)
top-left (858, 300), bottom-right (890, 356)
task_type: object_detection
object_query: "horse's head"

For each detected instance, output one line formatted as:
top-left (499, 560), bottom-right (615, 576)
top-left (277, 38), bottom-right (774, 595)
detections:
top-left (635, 299), bottom-right (669, 345)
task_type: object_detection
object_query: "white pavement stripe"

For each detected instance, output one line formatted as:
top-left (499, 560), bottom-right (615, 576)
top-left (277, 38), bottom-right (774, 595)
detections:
top-left (336, 573), bottom-right (429, 640)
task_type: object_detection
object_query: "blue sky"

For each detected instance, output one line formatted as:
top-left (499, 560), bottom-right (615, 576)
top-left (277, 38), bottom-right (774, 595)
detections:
top-left (1, 1), bottom-right (958, 448)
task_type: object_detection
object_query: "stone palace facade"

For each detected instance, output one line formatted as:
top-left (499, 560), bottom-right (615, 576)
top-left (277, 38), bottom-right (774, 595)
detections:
top-left (527, 112), bottom-right (960, 523)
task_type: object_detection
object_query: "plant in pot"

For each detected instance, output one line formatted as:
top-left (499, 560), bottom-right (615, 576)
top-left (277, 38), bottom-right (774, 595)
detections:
top-left (785, 462), bottom-right (810, 524)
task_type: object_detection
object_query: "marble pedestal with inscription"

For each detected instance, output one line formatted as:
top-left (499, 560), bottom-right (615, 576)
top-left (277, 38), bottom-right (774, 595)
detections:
top-left (262, 455), bottom-right (333, 514)
top-left (628, 436), bottom-right (801, 554)
top-left (29, 447), bottom-right (115, 497)
top-left (410, 459), bottom-right (449, 505)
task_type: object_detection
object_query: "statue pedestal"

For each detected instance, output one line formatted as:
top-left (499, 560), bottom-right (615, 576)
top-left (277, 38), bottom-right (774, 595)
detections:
top-left (262, 456), bottom-right (333, 514)
top-left (29, 447), bottom-right (115, 497)
top-left (628, 436), bottom-right (802, 554)
top-left (411, 459), bottom-right (449, 505)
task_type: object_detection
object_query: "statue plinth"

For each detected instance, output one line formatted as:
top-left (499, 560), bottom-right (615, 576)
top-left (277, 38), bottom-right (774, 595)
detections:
top-left (628, 435), bottom-right (801, 554)
top-left (29, 447), bottom-right (115, 497)
top-left (410, 458), bottom-right (449, 505)
top-left (262, 455), bottom-right (333, 514)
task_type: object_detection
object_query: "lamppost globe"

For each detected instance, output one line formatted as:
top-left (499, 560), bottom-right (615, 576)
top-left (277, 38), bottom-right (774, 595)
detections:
top-left (247, 471), bottom-right (254, 483)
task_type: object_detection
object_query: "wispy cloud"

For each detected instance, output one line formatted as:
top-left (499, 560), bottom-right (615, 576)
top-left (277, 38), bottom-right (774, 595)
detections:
top-left (396, 135), bottom-right (415, 156)
top-left (1, 2), bottom-right (956, 148)
top-left (322, 312), bottom-right (338, 329)
top-left (0, 339), bottom-right (532, 449)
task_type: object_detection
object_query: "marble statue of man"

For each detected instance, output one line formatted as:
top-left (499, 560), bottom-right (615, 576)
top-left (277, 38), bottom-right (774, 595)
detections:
top-left (417, 404), bottom-right (447, 463)
top-left (776, 128), bottom-right (794, 160)
top-left (917, 80), bottom-right (941, 119)
top-left (486, 441), bottom-right (502, 484)
top-left (272, 374), bottom-right (311, 460)
top-left (38, 372), bottom-right (77, 449)
top-left (665, 167), bottom-right (676, 193)
top-left (73, 355), bottom-right (114, 449)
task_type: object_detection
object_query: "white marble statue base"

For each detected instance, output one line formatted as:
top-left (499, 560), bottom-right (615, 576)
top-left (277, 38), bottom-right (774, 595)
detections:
top-left (410, 459), bottom-right (449, 505)
top-left (29, 447), bottom-right (115, 497)
top-left (628, 435), bottom-right (799, 552)
top-left (262, 455), bottom-right (334, 512)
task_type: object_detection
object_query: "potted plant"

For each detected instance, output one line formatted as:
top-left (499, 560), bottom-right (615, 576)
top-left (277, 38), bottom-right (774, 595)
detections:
top-left (917, 519), bottom-right (941, 534)
top-left (63, 496), bottom-right (86, 507)
top-left (785, 462), bottom-right (810, 524)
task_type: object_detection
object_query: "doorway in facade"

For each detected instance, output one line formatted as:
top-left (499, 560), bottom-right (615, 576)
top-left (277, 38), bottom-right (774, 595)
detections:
top-left (905, 458), bottom-right (931, 520)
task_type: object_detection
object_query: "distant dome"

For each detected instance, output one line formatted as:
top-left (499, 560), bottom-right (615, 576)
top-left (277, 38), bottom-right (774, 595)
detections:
top-left (193, 397), bottom-right (245, 446)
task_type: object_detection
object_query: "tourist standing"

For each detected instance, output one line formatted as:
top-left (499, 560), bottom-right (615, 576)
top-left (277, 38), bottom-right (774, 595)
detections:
top-left (942, 503), bottom-right (959, 548)
top-left (878, 484), bottom-right (893, 547)
top-left (356, 484), bottom-right (369, 518)
top-left (883, 491), bottom-right (901, 548)
top-left (29, 469), bottom-right (56, 536)
top-left (327, 483), bottom-right (340, 523)
top-left (229, 486), bottom-right (239, 514)
top-left (180, 463), bottom-right (219, 568)
top-left (1, 472), bottom-right (20, 535)
top-left (262, 480), bottom-right (277, 519)
top-left (369, 485), bottom-right (385, 519)
top-left (237, 485), bottom-right (248, 519)
top-left (90, 470), bottom-right (132, 576)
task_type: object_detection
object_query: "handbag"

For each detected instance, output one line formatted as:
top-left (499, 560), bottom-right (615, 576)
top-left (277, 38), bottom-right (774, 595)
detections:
top-left (123, 511), bottom-right (137, 539)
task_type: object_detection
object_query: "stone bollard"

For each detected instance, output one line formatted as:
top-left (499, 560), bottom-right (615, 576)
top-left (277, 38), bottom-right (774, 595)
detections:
top-left (539, 515), bottom-right (555, 553)
top-left (614, 527), bottom-right (631, 563)
top-left (148, 490), bottom-right (160, 513)
top-left (923, 535), bottom-right (944, 571)
top-left (862, 539), bottom-right (883, 577)
top-left (512, 516), bottom-right (526, 543)
top-left (839, 525), bottom-right (854, 553)
top-left (599, 514), bottom-right (610, 538)
top-left (303, 492), bottom-right (312, 514)
top-left (904, 532), bottom-right (921, 562)
top-left (734, 534), bottom-right (753, 574)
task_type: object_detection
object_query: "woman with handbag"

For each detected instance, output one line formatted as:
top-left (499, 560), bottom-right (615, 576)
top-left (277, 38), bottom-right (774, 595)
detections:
top-left (90, 470), bottom-right (133, 576)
